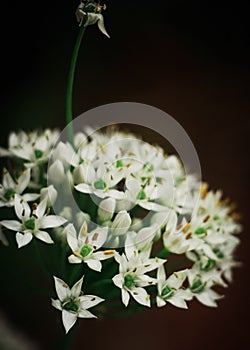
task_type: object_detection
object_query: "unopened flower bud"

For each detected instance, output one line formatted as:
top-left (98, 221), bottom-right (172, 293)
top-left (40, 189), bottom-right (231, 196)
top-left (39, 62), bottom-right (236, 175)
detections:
top-left (111, 211), bottom-right (131, 236)
top-left (48, 160), bottom-right (65, 185)
top-left (98, 198), bottom-right (116, 222)
top-left (40, 185), bottom-right (58, 206)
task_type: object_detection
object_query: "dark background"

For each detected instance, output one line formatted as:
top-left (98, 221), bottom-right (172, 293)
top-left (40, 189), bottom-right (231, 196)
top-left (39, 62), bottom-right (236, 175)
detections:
top-left (0, 1), bottom-right (250, 349)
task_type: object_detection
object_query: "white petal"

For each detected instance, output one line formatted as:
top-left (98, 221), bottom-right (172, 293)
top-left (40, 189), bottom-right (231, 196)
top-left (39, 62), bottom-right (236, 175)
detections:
top-left (79, 295), bottom-right (104, 310)
top-left (16, 169), bottom-right (31, 194)
top-left (131, 287), bottom-right (150, 307)
top-left (14, 195), bottom-right (30, 220)
top-left (89, 226), bottom-right (108, 249)
top-left (54, 277), bottom-right (71, 302)
top-left (86, 259), bottom-right (102, 272)
top-left (195, 291), bottom-right (218, 307)
top-left (62, 310), bottom-right (78, 334)
top-left (167, 294), bottom-right (188, 309)
top-left (68, 254), bottom-right (82, 264)
top-left (78, 309), bottom-right (97, 319)
top-left (35, 198), bottom-right (47, 219)
top-left (112, 274), bottom-right (124, 289)
top-left (16, 232), bottom-right (33, 248)
top-left (157, 265), bottom-right (166, 283)
top-left (92, 251), bottom-right (115, 261)
top-left (35, 230), bottom-right (54, 244)
top-left (0, 220), bottom-right (22, 232)
top-left (66, 224), bottom-right (78, 251)
top-left (22, 193), bottom-right (40, 202)
top-left (51, 298), bottom-right (62, 311)
top-left (121, 289), bottom-right (130, 307)
top-left (71, 277), bottom-right (84, 298)
top-left (75, 184), bottom-right (93, 194)
top-left (3, 169), bottom-right (16, 189)
top-left (156, 296), bottom-right (167, 308)
top-left (97, 15), bottom-right (110, 38)
top-left (40, 215), bottom-right (67, 229)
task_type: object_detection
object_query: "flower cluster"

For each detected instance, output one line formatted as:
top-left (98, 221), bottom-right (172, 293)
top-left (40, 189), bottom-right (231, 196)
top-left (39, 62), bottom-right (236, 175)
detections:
top-left (0, 127), bottom-right (241, 333)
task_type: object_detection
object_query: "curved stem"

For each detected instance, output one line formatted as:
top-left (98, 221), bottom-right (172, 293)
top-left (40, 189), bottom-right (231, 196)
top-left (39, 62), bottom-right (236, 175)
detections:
top-left (66, 26), bottom-right (86, 146)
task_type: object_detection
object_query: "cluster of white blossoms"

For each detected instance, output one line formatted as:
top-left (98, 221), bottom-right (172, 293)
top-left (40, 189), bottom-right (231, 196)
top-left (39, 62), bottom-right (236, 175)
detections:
top-left (0, 127), bottom-right (242, 333)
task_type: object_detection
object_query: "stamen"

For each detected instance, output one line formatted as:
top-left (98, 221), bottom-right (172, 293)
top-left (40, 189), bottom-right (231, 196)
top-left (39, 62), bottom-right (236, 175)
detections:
top-left (104, 250), bottom-right (115, 255)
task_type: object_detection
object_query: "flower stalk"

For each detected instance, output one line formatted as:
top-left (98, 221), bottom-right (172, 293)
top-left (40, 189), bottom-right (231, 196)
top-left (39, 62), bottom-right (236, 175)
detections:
top-left (66, 25), bottom-right (86, 146)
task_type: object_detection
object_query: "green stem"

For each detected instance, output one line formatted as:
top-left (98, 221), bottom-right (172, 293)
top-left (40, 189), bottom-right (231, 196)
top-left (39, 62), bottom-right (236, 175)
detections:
top-left (66, 25), bottom-right (86, 146)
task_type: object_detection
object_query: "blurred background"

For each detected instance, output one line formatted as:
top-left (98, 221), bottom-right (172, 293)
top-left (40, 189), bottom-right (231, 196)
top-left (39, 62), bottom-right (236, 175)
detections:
top-left (0, 0), bottom-right (250, 349)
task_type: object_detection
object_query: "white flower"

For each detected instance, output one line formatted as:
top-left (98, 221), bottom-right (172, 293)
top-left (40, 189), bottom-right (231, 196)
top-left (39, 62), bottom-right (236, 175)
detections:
top-left (162, 211), bottom-right (203, 254)
top-left (75, 164), bottom-right (125, 200)
top-left (76, 1), bottom-right (110, 38)
top-left (156, 266), bottom-right (192, 309)
top-left (66, 222), bottom-right (115, 272)
top-left (187, 266), bottom-right (225, 307)
top-left (112, 236), bottom-right (166, 307)
top-left (52, 276), bottom-right (104, 334)
top-left (0, 168), bottom-right (39, 207)
top-left (0, 195), bottom-right (67, 248)
top-left (1, 130), bottom-right (59, 168)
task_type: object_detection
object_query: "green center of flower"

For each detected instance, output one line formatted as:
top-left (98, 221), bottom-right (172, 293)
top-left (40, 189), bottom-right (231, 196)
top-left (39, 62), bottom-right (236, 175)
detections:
top-left (161, 285), bottom-right (174, 299)
top-left (124, 274), bottom-right (135, 288)
top-left (63, 298), bottom-right (79, 313)
top-left (94, 179), bottom-right (107, 190)
top-left (202, 259), bottom-right (216, 271)
top-left (190, 279), bottom-right (206, 294)
top-left (80, 245), bottom-right (93, 258)
top-left (213, 248), bottom-right (224, 259)
top-left (25, 218), bottom-right (36, 231)
top-left (116, 160), bottom-right (124, 168)
top-left (34, 149), bottom-right (44, 159)
top-left (194, 227), bottom-right (206, 236)
top-left (4, 188), bottom-right (16, 201)
top-left (137, 189), bottom-right (147, 200)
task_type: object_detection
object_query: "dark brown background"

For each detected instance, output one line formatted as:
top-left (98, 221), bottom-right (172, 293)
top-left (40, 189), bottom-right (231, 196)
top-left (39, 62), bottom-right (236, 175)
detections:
top-left (0, 1), bottom-right (250, 349)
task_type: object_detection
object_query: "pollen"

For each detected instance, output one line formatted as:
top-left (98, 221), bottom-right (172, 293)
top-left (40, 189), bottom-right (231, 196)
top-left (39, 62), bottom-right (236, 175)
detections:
top-left (104, 250), bottom-right (115, 255)
top-left (182, 223), bottom-right (191, 233)
top-left (200, 183), bottom-right (209, 199)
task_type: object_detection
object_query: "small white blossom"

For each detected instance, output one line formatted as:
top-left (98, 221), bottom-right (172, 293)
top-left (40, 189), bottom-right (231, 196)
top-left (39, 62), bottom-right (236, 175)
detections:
top-left (156, 266), bottom-right (192, 309)
top-left (187, 266), bottom-right (225, 307)
top-left (0, 195), bottom-right (67, 248)
top-left (113, 236), bottom-right (166, 307)
top-left (76, 1), bottom-right (110, 38)
top-left (52, 276), bottom-right (104, 334)
top-left (0, 168), bottom-right (39, 207)
top-left (66, 222), bottom-right (115, 272)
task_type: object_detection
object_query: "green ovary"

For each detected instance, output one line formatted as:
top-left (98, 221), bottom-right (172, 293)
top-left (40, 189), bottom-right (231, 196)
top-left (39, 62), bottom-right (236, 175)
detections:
top-left (34, 150), bottom-right (44, 159)
top-left (25, 218), bottom-right (35, 231)
top-left (190, 279), bottom-right (205, 294)
top-left (161, 285), bottom-right (174, 299)
top-left (124, 274), bottom-right (135, 288)
top-left (80, 245), bottom-right (93, 258)
top-left (63, 298), bottom-right (79, 313)
top-left (4, 188), bottom-right (16, 201)
top-left (94, 179), bottom-right (107, 190)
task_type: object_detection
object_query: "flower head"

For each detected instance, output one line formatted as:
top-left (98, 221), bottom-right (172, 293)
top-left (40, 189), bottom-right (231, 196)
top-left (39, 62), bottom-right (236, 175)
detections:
top-left (76, 1), bottom-right (110, 37)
